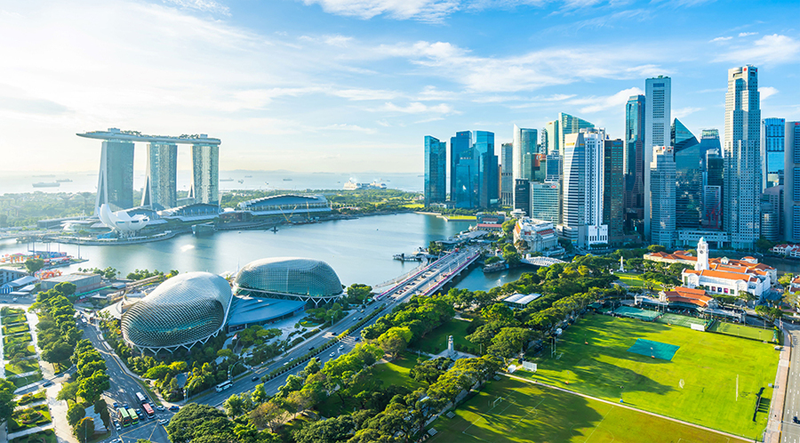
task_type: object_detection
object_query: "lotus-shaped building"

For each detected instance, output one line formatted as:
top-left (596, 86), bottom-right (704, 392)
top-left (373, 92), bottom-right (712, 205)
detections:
top-left (234, 257), bottom-right (343, 306)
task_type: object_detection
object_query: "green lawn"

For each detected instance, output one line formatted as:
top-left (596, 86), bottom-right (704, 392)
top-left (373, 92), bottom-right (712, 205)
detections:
top-left (3, 323), bottom-right (30, 335)
top-left (708, 321), bottom-right (776, 342)
top-left (4, 332), bottom-right (32, 346)
top-left (11, 372), bottom-right (43, 388)
top-left (1, 307), bottom-right (25, 317)
top-left (411, 319), bottom-right (475, 354)
top-left (5, 359), bottom-right (40, 376)
top-left (17, 390), bottom-right (47, 406)
top-left (10, 404), bottom-right (52, 432)
top-left (4, 345), bottom-right (37, 360)
top-left (11, 429), bottom-right (57, 443)
top-left (428, 377), bottom-right (745, 443)
top-left (614, 272), bottom-right (663, 290)
top-left (520, 315), bottom-right (778, 439)
top-left (1, 314), bottom-right (27, 325)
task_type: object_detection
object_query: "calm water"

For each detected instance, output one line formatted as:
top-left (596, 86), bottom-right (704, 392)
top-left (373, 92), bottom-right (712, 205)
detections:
top-left (0, 214), bottom-right (517, 291)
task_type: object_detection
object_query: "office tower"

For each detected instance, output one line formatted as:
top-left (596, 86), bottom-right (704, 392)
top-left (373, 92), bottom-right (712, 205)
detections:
top-left (191, 143), bottom-right (219, 205)
top-left (760, 185), bottom-right (782, 241)
top-left (530, 181), bottom-right (560, 223)
top-left (650, 146), bottom-right (676, 248)
top-left (545, 120), bottom-right (560, 154)
top-left (604, 139), bottom-right (624, 242)
top-left (424, 136), bottom-right (447, 206)
top-left (450, 131), bottom-right (473, 208)
top-left (500, 143), bottom-right (514, 206)
top-left (514, 179), bottom-right (531, 216)
top-left (763, 118), bottom-right (786, 189)
top-left (513, 125), bottom-right (538, 183)
top-left (703, 142), bottom-right (724, 230)
top-left (142, 143), bottom-right (178, 210)
top-left (559, 113), bottom-right (594, 150)
top-left (671, 119), bottom-right (703, 229)
top-left (724, 66), bottom-right (761, 249)
top-left (784, 121), bottom-right (800, 242)
top-left (545, 153), bottom-right (561, 182)
top-left (95, 140), bottom-right (135, 212)
top-left (561, 130), bottom-right (607, 248)
top-left (644, 76), bottom-right (671, 240)
top-left (624, 95), bottom-right (646, 231)
top-left (474, 131), bottom-right (498, 208)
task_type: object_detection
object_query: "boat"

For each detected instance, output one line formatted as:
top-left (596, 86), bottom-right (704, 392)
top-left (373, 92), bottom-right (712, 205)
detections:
top-left (32, 182), bottom-right (60, 188)
top-left (220, 178), bottom-right (234, 182)
top-left (34, 174), bottom-right (55, 177)
top-left (55, 178), bottom-right (73, 182)
top-left (283, 178), bottom-right (293, 181)
top-left (238, 179), bottom-right (244, 184)
top-left (483, 262), bottom-right (509, 273)
top-left (245, 175), bottom-right (252, 178)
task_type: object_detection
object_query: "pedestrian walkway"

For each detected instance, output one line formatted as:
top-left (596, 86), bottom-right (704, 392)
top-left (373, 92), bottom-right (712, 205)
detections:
top-left (766, 327), bottom-right (791, 443)
top-left (7, 423), bottom-right (55, 440)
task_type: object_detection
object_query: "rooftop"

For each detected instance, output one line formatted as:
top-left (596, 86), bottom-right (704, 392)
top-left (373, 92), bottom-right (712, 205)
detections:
top-left (503, 293), bottom-right (542, 305)
top-left (77, 128), bottom-right (221, 145)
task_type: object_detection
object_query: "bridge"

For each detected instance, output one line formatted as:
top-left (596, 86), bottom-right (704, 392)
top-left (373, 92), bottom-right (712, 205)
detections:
top-left (520, 256), bottom-right (566, 267)
top-left (376, 246), bottom-right (482, 301)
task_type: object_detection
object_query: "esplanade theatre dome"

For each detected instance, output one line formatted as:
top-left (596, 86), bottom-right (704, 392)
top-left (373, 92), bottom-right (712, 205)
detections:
top-left (234, 257), bottom-right (343, 305)
top-left (121, 272), bottom-right (233, 353)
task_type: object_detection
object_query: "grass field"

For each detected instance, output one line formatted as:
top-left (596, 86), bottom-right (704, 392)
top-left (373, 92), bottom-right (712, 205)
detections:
top-left (520, 315), bottom-right (778, 439)
top-left (656, 313), bottom-right (705, 329)
top-left (614, 273), bottom-right (663, 290)
top-left (11, 429), bottom-right (57, 443)
top-left (443, 215), bottom-right (477, 221)
top-left (428, 377), bottom-right (745, 443)
top-left (5, 359), bottom-right (40, 376)
top-left (708, 321), bottom-right (776, 342)
top-left (411, 319), bottom-right (475, 354)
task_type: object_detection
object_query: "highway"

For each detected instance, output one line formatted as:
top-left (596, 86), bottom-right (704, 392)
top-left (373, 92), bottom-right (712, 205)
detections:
top-left (781, 327), bottom-right (800, 443)
top-left (198, 245), bottom-right (481, 406)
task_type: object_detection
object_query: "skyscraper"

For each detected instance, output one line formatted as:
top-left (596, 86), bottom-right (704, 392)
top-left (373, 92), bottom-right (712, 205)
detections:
top-left (500, 143), bottom-right (514, 206)
top-left (96, 140), bottom-right (135, 212)
top-left (424, 136), bottom-right (447, 207)
top-left (513, 125), bottom-right (538, 183)
top-left (624, 95), bottom-right (645, 232)
top-left (644, 76), bottom-right (671, 240)
top-left (191, 143), bottom-right (219, 205)
top-left (604, 138), bottom-right (624, 242)
top-left (544, 120), bottom-right (560, 154)
top-left (760, 185), bottom-right (782, 242)
top-left (559, 113), bottom-right (594, 150)
top-left (724, 65), bottom-right (761, 249)
top-left (671, 119), bottom-right (703, 229)
top-left (703, 134), bottom-right (724, 230)
top-left (142, 142), bottom-right (178, 210)
top-left (784, 121), bottom-right (800, 242)
top-left (561, 130), bottom-right (607, 247)
top-left (474, 131), bottom-right (498, 208)
top-left (650, 146), bottom-right (676, 248)
top-left (514, 179), bottom-right (531, 216)
top-left (530, 181), bottom-right (560, 223)
top-left (450, 131), bottom-right (473, 208)
top-left (763, 118), bottom-right (786, 189)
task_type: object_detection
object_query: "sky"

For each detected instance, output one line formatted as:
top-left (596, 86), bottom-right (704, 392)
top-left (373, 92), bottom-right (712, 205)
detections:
top-left (0, 0), bottom-right (798, 174)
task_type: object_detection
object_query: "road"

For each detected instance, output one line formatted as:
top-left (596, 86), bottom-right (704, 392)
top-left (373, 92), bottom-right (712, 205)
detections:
top-left (781, 327), bottom-right (800, 443)
top-left (198, 246), bottom-right (481, 407)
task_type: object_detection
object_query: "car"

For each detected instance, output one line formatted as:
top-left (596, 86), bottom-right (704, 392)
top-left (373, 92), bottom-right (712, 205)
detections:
top-left (169, 405), bottom-right (180, 412)
top-left (113, 402), bottom-right (119, 408)
top-left (123, 404), bottom-right (129, 409)
top-left (156, 406), bottom-right (166, 411)
top-left (159, 419), bottom-right (169, 425)
top-left (308, 346), bottom-right (315, 351)
top-left (251, 375), bottom-right (260, 382)
top-left (283, 361), bottom-right (289, 366)
top-left (794, 416), bottom-right (799, 424)
top-left (329, 352), bottom-right (335, 357)
top-left (42, 381), bottom-right (53, 387)
top-left (354, 337), bottom-right (360, 342)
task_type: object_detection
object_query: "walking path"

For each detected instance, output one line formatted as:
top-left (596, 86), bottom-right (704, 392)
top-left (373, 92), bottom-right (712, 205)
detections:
top-left (764, 327), bottom-right (790, 443)
top-left (504, 373), bottom-right (750, 442)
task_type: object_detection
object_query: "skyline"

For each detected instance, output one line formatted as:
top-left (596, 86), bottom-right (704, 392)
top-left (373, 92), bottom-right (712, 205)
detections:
top-left (0, 0), bottom-right (798, 173)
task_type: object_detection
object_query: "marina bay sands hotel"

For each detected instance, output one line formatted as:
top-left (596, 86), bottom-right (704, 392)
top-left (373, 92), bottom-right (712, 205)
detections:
top-left (77, 128), bottom-right (220, 213)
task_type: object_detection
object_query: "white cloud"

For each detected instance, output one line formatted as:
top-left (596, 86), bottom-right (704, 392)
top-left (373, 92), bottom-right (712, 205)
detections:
top-left (738, 32), bottom-right (758, 37)
top-left (164, 0), bottom-right (230, 16)
top-left (673, 106), bottom-right (703, 119)
top-left (383, 102), bottom-right (455, 114)
top-left (715, 34), bottom-right (800, 65)
top-left (711, 36), bottom-right (732, 42)
top-left (300, 0), bottom-right (460, 22)
top-left (320, 123), bottom-right (377, 134)
top-left (566, 87), bottom-right (643, 114)
top-left (415, 86), bottom-right (457, 101)
top-left (760, 86), bottom-right (778, 99)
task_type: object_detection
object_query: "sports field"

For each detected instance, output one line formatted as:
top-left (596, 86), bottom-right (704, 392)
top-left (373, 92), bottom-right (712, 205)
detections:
top-left (656, 313), bottom-right (705, 329)
top-left (428, 377), bottom-right (745, 443)
top-left (520, 315), bottom-right (778, 439)
top-left (708, 321), bottom-right (776, 342)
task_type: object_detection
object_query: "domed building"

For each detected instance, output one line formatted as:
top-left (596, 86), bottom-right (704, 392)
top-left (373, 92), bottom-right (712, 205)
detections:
top-left (234, 257), bottom-right (343, 306)
top-left (121, 272), bottom-right (233, 353)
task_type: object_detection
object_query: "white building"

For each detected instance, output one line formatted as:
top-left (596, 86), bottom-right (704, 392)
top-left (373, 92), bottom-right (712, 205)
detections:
top-left (644, 76), bottom-right (671, 240)
top-left (650, 146), bottom-right (675, 248)
top-left (560, 130), bottom-right (608, 247)
top-left (681, 238), bottom-right (773, 297)
top-left (530, 181), bottom-right (560, 224)
top-left (513, 218), bottom-right (560, 255)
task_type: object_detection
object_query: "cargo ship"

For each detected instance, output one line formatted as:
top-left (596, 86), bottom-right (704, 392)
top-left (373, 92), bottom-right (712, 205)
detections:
top-left (32, 182), bottom-right (60, 188)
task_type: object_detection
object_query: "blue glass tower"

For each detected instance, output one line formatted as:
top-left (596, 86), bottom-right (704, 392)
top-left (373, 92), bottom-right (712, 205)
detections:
top-left (763, 118), bottom-right (785, 189)
top-left (671, 119), bottom-right (702, 229)
top-left (424, 136), bottom-right (447, 207)
top-left (474, 131), bottom-right (498, 208)
top-left (450, 131), bottom-right (473, 208)
top-left (624, 95), bottom-right (645, 232)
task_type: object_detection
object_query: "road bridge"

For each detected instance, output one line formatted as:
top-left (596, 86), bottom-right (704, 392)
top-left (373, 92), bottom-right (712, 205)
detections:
top-left (520, 256), bottom-right (566, 267)
top-left (376, 246), bottom-right (481, 301)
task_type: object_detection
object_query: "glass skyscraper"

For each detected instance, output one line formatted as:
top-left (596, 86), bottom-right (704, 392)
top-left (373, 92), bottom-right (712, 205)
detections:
top-left (424, 136), bottom-right (447, 206)
top-left (142, 143), bottom-right (178, 210)
top-left (624, 95), bottom-right (645, 232)
top-left (500, 143), bottom-right (514, 206)
top-left (650, 146), bottom-right (676, 248)
top-left (513, 125), bottom-right (538, 181)
top-left (191, 144), bottom-right (219, 205)
top-left (763, 118), bottom-right (786, 189)
top-left (558, 113), bottom-right (594, 150)
top-left (784, 121), bottom-right (800, 242)
top-left (644, 76), bottom-right (671, 240)
top-left (96, 140), bottom-right (135, 212)
top-left (604, 139), bottom-right (624, 242)
top-left (450, 131), bottom-right (473, 208)
top-left (474, 131), bottom-right (498, 208)
top-left (530, 181), bottom-right (560, 223)
top-left (703, 131), bottom-right (724, 230)
top-left (671, 119), bottom-right (702, 229)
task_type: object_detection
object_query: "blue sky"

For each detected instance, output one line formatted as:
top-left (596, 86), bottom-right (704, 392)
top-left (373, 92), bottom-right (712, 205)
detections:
top-left (0, 0), bottom-right (798, 174)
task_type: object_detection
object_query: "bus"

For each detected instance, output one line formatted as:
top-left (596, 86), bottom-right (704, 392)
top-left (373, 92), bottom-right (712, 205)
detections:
top-left (128, 408), bottom-right (139, 425)
top-left (117, 408), bottom-right (132, 427)
top-left (215, 380), bottom-right (233, 393)
top-left (135, 392), bottom-right (147, 404)
top-left (142, 403), bottom-right (155, 419)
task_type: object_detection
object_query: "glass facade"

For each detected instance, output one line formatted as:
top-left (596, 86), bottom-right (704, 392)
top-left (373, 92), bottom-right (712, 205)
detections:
top-left (530, 181), bottom-right (560, 224)
top-left (142, 143), bottom-right (177, 210)
top-left (121, 272), bottom-right (232, 351)
top-left (514, 179), bottom-right (530, 216)
top-left (788, 122), bottom-right (800, 241)
top-left (763, 118), bottom-right (785, 188)
top-left (500, 143), bottom-right (514, 206)
top-left (650, 146), bottom-right (676, 248)
top-left (513, 125), bottom-right (538, 181)
top-left (703, 133), bottom-right (724, 230)
top-left (424, 136), bottom-right (447, 206)
top-left (604, 139), bottom-right (624, 241)
top-left (624, 95), bottom-right (645, 231)
top-left (450, 131), bottom-right (472, 208)
top-left (191, 144), bottom-right (219, 205)
top-left (96, 140), bottom-right (135, 211)
top-left (558, 113), bottom-right (594, 150)
top-left (474, 131), bottom-right (498, 208)
top-left (234, 257), bottom-right (344, 301)
top-left (672, 119), bottom-right (702, 229)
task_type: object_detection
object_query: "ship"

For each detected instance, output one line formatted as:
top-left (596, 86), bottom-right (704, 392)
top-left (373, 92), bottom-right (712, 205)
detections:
top-left (238, 179), bottom-right (244, 184)
top-left (283, 178), bottom-right (293, 181)
top-left (32, 182), bottom-right (60, 188)
top-left (55, 178), bottom-right (73, 182)
top-left (245, 175), bottom-right (252, 178)
top-left (220, 178), bottom-right (234, 182)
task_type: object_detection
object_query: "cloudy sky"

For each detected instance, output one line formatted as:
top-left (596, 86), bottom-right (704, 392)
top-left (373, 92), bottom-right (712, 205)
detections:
top-left (0, 0), bottom-right (798, 174)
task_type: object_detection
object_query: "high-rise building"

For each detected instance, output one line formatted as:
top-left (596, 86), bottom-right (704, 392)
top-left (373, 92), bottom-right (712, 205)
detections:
top-left (604, 139), bottom-right (624, 242)
top-left (474, 131), bottom-right (498, 208)
top-left (650, 146), bottom-right (676, 248)
top-left (784, 121), bottom-right (800, 242)
top-left (561, 130), bottom-right (607, 247)
top-left (763, 118), bottom-right (786, 189)
top-left (513, 125), bottom-right (538, 209)
top-left (559, 113), bottom-right (594, 150)
top-left (530, 181), bottom-right (560, 224)
top-left (500, 143), bottom-right (514, 206)
top-left (450, 131), bottom-right (473, 208)
top-left (545, 153), bottom-right (561, 182)
top-left (191, 143), bottom-right (219, 205)
top-left (724, 66), bottom-right (761, 249)
top-left (644, 76), bottom-right (671, 240)
top-left (703, 137), bottom-right (724, 230)
top-left (424, 136), bottom-right (447, 206)
top-left (624, 95), bottom-right (646, 232)
top-left (545, 120), bottom-right (560, 154)
top-left (142, 143), bottom-right (178, 210)
top-left (95, 140), bottom-right (135, 212)
top-left (760, 185), bottom-right (782, 242)
top-left (514, 179), bottom-right (531, 216)
top-left (671, 119), bottom-right (703, 229)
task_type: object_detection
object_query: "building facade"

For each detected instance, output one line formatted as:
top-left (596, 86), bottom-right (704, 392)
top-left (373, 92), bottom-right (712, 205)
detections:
top-left (142, 143), bottom-right (178, 210)
top-left (672, 120), bottom-right (703, 229)
top-left (475, 131), bottom-right (498, 208)
top-left (558, 113), bottom-right (594, 150)
top-left (450, 131), bottom-right (473, 208)
top-left (650, 146), bottom-right (676, 248)
top-left (561, 130), bottom-right (607, 247)
top-left (724, 66), bottom-right (761, 249)
top-left (424, 136), bottom-right (447, 206)
top-left (544, 120), bottom-right (559, 154)
top-left (191, 143), bottom-right (219, 205)
top-left (644, 76), bottom-right (671, 240)
top-left (514, 179), bottom-right (531, 216)
top-left (763, 118), bottom-right (785, 189)
top-left (702, 130), bottom-right (724, 230)
top-left (513, 125), bottom-right (538, 181)
top-left (500, 143), bottom-right (514, 206)
top-left (530, 181), bottom-right (560, 224)
top-left (95, 140), bottom-right (135, 212)
top-left (760, 185), bottom-right (782, 242)
top-left (604, 139), bottom-right (624, 242)
top-left (784, 121), bottom-right (800, 242)
top-left (624, 95), bottom-right (646, 232)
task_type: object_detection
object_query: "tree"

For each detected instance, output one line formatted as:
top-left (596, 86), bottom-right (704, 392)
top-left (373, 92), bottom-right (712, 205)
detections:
top-left (487, 327), bottom-right (531, 361)
top-left (779, 273), bottom-right (794, 287)
top-left (294, 415), bottom-right (355, 443)
top-left (252, 383), bottom-right (267, 404)
top-left (0, 378), bottom-right (16, 424)
top-left (53, 282), bottom-right (77, 297)
top-left (647, 245), bottom-right (666, 253)
top-left (410, 357), bottom-right (452, 385)
top-left (67, 403), bottom-right (86, 426)
top-left (74, 417), bottom-right (94, 443)
top-left (346, 284), bottom-right (373, 304)
top-left (501, 219), bottom-right (516, 235)
top-left (481, 303), bottom-right (514, 323)
top-left (94, 399), bottom-right (111, 429)
top-left (249, 400), bottom-right (289, 433)
top-left (24, 258), bottom-right (45, 273)
top-left (166, 403), bottom-right (231, 443)
top-left (224, 393), bottom-right (245, 417)
top-left (376, 327), bottom-right (413, 359)
top-left (77, 370), bottom-right (110, 404)
top-left (57, 380), bottom-right (82, 403)
top-left (756, 237), bottom-right (776, 251)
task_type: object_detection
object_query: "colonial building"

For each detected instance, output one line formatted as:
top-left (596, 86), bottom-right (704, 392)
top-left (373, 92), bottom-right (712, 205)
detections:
top-left (681, 238), bottom-right (774, 297)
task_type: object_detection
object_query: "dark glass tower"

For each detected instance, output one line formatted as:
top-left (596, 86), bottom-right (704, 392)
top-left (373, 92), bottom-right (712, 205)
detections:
top-left (671, 119), bottom-right (702, 229)
top-left (624, 95), bottom-right (645, 233)
top-left (424, 136), bottom-right (447, 206)
top-left (450, 131), bottom-right (473, 208)
top-left (702, 130), bottom-right (724, 230)
top-left (604, 139), bottom-right (624, 241)
top-left (474, 131), bottom-right (497, 208)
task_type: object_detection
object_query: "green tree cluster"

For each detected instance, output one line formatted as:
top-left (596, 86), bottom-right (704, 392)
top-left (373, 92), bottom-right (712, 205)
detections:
top-left (33, 282), bottom-right (82, 367)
